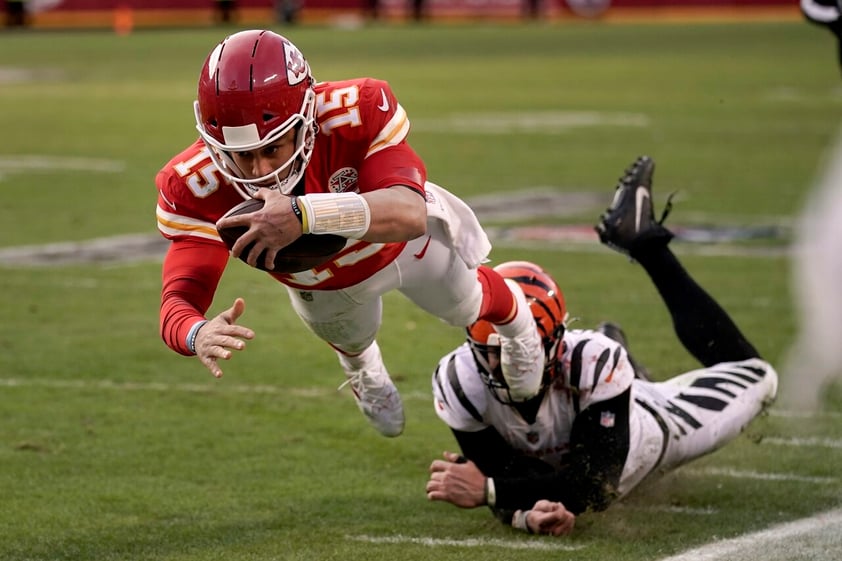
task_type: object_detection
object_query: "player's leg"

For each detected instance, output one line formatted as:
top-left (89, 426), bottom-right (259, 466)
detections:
top-left (285, 285), bottom-right (404, 437)
top-left (396, 219), bottom-right (543, 401)
top-left (596, 155), bottom-right (759, 367)
top-left (596, 156), bottom-right (777, 469)
top-left (638, 358), bottom-right (778, 470)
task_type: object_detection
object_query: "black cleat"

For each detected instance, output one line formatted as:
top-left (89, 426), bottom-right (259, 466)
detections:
top-left (596, 321), bottom-right (653, 381)
top-left (595, 155), bottom-right (674, 257)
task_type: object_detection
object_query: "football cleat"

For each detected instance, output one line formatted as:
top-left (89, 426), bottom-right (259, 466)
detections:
top-left (595, 155), bottom-right (674, 256)
top-left (499, 280), bottom-right (544, 402)
top-left (596, 321), bottom-right (653, 382)
top-left (340, 366), bottom-right (405, 437)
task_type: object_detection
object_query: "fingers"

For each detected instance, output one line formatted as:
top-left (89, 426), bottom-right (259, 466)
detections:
top-left (222, 298), bottom-right (247, 325)
top-left (252, 187), bottom-right (271, 201)
top-left (443, 451), bottom-right (463, 463)
top-left (428, 460), bottom-right (450, 473)
top-left (195, 300), bottom-right (254, 378)
top-left (532, 499), bottom-right (557, 513)
top-left (200, 355), bottom-right (224, 379)
top-left (198, 336), bottom-right (242, 378)
top-left (429, 451), bottom-right (468, 473)
top-left (528, 501), bottom-right (576, 537)
top-left (263, 247), bottom-right (278, 271)
top-left (215, 213), bottom-right (250, 230)
top-left (231, 233), bottom-right (258, 263)
top-left (425, 467), bottom-right (446, 501)
top-left (217, 190), bottom-right (298, 266)
top-left (546, 513), bottom-right (575, 537)
top-left (220, 299), bottom-right (254, 341)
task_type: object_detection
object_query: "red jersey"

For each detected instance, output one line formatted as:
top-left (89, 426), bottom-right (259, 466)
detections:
top-left (157, 78), bottom-right (428, 355)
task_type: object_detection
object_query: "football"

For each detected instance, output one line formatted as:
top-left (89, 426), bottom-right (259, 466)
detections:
top-left (217, 198), bottom-right (347, 273)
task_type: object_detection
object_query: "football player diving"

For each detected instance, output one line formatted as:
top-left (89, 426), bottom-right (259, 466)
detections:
top-left (425, 156), bottom-right (778, 536)
top-left (156, 30), bottom-right (547, 438)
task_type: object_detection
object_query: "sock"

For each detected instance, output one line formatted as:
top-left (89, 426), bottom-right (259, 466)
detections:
top-left (477, 266), bottom-right (516, 324)
top-left (335, 341), bottom-right (383, 373)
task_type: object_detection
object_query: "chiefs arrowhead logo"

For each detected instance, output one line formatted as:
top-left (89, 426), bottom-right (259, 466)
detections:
top-left (284, 41), bottom-right (309, 85)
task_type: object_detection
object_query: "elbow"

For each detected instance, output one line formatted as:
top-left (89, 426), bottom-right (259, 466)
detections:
top-left (408, 215), bottom-right (427, 239)
top-left (390, 199), bottom-right (426, 240)
top-left (407, 195), bottom-right (428, 238)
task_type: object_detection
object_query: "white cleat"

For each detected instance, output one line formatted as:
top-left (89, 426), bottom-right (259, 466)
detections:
top-left (340, 366), bottom-right (405, 437)
top-left (498, 280), bottom-right (544, 401)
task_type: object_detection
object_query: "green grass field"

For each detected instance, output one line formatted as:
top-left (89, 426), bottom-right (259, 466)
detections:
top-left (1, 20), bottom-right (841, 561)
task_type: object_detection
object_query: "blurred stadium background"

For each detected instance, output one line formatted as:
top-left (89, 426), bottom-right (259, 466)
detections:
top-left (5, 0), bottom-right (799, 30)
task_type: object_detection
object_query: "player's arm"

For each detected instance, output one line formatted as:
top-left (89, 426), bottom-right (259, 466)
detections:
top-left (292, 141), bottom-right (428, 243)
top-left (160, 238), bottom-right (254, 377)
top-left (452, 426), bottom-right (521, 477)
top-left (238, 180), bottom-right (425, 268)
top-left (428, 353), bottom-right (523, 512)
top-left (357, 184), bottom-right (426, 241)
top-left (160, 238), bottom-right (227, 355)
top-left (426, 426), bottom-right (542, 517)
top-left (349, 79), bottom-right (428, 242)
top-left (491, 388), bottom-right (632, 515)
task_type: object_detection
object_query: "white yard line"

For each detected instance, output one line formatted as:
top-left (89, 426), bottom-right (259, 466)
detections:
top-left (630, 505), bottom-right (718, 516)
top-left (768, 409), bottom-right (842, 419)
top-left (0, 154), bottom-right (124, 173)
top-left (763, 436), bottom-right (842, 449)
top-left (656, 507), bottom-right (842, 561)
top-left (411, 111), bottom-right (650, 134)
top-left (684, 467), bottom-right (836, 485)
top-left (347, 533), bottom-right (584, 551)
top-left (1, 379), bottom-right (839, 421)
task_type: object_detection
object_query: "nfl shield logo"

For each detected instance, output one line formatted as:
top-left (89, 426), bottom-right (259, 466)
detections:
top-left (600, 411), bottom-right (616, 428)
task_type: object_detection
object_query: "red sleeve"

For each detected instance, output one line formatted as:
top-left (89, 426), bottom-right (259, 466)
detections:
top-left (350, 78), bottom-right (427, 196)
top-left (160, 238), bottom-right (230, 355)
top-left (358, 142), bottom-right (426, 197)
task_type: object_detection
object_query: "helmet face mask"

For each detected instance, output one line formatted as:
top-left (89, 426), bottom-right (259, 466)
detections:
top-left (467, 261), bottom-right (567, 405)
top-left (194, 30), bottom-right (317, 198)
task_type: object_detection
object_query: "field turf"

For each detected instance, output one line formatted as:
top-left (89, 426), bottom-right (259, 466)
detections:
top-left (0, 20), bottom-right (840, 561)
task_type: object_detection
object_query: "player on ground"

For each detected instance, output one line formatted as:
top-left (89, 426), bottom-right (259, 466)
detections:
top-left (155, 30), bottom-right (543, 437)
top-left (425, 156), bottom-right (778, 535)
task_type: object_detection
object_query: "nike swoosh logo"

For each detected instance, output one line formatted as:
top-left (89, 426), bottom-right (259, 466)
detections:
top-left (159, 190), bottom-right (177, 211)
top-left (377, 88), bottom-right (389, 112)
top-left (413, 235), bottom-right (432, 259)
top-left (634, 186), bottom-right (649, 232)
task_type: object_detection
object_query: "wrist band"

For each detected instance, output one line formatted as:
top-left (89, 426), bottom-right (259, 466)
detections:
top-left (512, 510), bottom-right (534, 534)
top-left (186, 319), bottom-right (208, 355)
top-left (484, 477), bottom-right (496, 507)
top-left (297, 192), bottom-right (370, 239)
top-left (290, 196), bottom-right (305, 226)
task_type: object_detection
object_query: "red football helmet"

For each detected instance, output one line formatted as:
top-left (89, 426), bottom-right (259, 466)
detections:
top-left (194, 30), bottom-right (317, 198)
top-left (467, 261), bottom-right (567, 404)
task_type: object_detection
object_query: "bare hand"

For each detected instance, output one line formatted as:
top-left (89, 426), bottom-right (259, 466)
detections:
top-left (194, 298), bottom-right (255, 378)
top-left (527, 500), bottom-right (576, 536)
top-left (426, 451), bottom-right (487, 508)
top-left (215, 188), bottom-right (303, 270)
